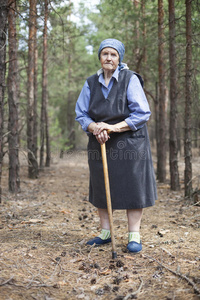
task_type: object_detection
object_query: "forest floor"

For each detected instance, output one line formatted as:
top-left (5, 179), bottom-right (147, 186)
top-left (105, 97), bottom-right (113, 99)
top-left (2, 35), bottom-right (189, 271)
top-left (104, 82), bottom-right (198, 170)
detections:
top-left (0, 149), bottom-right (200, 300)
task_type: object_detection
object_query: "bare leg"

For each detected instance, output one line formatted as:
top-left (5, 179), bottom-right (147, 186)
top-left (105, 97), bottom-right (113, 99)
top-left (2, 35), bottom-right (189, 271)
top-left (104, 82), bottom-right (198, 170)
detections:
top-left (127, 208), bottom-right (143, 232)
top-left (98, 208), bottom-right (110, 230)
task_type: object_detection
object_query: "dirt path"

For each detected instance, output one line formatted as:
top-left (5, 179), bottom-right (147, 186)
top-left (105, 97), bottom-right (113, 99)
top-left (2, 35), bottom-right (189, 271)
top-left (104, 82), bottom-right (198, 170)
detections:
top-left (0, 151), bottom-right (200, 300)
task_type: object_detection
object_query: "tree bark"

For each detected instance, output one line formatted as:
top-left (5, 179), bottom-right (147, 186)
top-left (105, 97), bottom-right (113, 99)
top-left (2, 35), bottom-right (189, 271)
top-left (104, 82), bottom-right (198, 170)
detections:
top-left (40, 0), bottom-right (50, 168)
top-left (0, 0), bottom-right (8, 202)
top-left (157, 0), bottom-right (167, 182)
top-left (33, 5), bottom-right (38, 161)
top-left (168, 0), bottom-right (180, 191)
top-left (27, 0), bottom-right (38, 178)
top-left (8, 0), bottom-right (20, 193)
top-left (66, 38), bottom-right (76, 150)
top-left (184, 0), bottom-right (193, 197)
top-left (141, 0), bottom-right (147, 78)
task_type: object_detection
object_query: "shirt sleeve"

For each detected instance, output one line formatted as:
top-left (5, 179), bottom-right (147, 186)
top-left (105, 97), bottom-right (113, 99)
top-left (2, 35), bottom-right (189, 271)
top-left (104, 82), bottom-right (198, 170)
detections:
top-left (75, 80), bottom-right (94, 132)
top-left (125, 74), bottom-right (151, 131)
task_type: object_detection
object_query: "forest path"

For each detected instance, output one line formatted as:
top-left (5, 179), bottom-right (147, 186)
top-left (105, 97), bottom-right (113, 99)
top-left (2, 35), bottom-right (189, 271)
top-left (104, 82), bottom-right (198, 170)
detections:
top-left (0, 151), bottom-right (200, 300)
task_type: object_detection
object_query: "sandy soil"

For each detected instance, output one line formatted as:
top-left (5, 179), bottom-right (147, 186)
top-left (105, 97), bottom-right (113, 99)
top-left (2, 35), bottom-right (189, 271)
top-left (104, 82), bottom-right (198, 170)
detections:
top-left (0, 150), bottom-right (200, 300)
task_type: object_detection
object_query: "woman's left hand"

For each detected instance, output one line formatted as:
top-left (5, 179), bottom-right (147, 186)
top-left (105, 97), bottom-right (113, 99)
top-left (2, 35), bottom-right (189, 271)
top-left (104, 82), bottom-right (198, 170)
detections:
top-left (93, 122), bottom-right (114, 136)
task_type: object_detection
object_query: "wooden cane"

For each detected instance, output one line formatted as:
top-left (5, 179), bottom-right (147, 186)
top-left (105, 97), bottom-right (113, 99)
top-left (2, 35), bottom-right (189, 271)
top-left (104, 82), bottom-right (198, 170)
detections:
top-left (101, 141), bottom-right (117, 259)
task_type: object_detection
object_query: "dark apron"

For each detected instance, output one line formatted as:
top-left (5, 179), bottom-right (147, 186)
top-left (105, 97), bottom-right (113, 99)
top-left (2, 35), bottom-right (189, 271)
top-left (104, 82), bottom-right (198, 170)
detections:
top-left (87, 70), bottom-right (157, 209)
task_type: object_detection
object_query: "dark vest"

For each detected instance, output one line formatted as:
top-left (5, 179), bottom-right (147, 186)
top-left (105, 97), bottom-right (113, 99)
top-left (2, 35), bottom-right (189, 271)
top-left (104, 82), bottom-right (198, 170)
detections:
top-left (86, 69), bottom-right (157, 210)
top-left (87, 69), bottom-right (143, 125)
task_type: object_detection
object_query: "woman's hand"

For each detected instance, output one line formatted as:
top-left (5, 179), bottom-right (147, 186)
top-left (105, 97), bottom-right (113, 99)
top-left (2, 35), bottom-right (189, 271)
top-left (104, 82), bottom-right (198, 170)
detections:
top-left (92, 122), bottom-right (114, 144)
top-left (93, 122), bottom-right (114, 136)
top-left (95, 129), bottom-right (110, 144)
top-left (87, 121), bottom-right (131, 144)
top-left (87, 122), bottom-right (112, 144)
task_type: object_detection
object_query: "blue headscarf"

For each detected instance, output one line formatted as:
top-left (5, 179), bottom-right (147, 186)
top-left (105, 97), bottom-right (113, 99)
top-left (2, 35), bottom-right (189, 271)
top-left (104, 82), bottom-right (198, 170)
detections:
top-left (98, 38), bottom-right (125, 65)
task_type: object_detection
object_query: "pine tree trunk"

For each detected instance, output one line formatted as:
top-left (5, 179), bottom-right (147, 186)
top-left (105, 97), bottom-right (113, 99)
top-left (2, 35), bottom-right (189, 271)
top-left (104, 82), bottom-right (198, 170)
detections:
top-left (141, 0), bottom-right (147, 78)
top-left (0, 0), bottom-right (8, 202)
top-left (157, 0), bottom-right (167, 182)
top-left (66, 47), bottom-right (75, 150)
top-left (7, 0), bottom-right (20, 193)
top-left (44, 0), bottom-right (50, 167)
top-left (168, 0), bottom-right (180, 191)
top-left (133, 0), bottom-right (140, 72)
top-left (40, 0), bottom-right (50, 168)
top-left (184, 0), bottom-right (193, 197)
top-left (33, 5), bottom-right (38, 161)
top-left (27, 0), bottom-right (38, 178)
top-left (155, 82), bottom-right (159, 151)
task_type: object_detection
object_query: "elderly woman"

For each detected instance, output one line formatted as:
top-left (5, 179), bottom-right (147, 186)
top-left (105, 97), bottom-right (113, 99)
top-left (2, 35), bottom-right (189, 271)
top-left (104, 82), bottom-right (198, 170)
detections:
top-left (75, 38), bottom-right (157, 253)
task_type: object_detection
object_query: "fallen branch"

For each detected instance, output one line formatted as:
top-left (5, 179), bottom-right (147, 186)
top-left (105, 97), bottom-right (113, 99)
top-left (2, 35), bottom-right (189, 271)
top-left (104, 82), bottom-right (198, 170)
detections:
top-left (0, 278), bottom-right (57, 289)
top-left (0, 276), bottom-right (14, 286)
top-left (63, 269), bottom-right (84, 275)
top-left (144, 255), bottom-right (200, 295)
top-left (160, 247), bottom-right (175, 258)
top-left (87, 243), bottom-right (96, 260)
top-left (123, 276), bottom-right (143, 300)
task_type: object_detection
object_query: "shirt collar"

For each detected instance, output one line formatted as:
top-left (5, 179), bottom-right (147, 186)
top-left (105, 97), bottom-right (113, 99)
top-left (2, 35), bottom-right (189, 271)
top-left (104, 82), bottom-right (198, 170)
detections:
top-left (97, 66), bottom-right (120, 83)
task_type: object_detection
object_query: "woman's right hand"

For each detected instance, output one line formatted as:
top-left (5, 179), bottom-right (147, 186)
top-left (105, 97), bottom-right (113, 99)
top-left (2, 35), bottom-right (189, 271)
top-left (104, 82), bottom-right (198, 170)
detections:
top-left (87, 122), bottom-right (111, 144)
top-left (95, 130), bottom-right (110, 144)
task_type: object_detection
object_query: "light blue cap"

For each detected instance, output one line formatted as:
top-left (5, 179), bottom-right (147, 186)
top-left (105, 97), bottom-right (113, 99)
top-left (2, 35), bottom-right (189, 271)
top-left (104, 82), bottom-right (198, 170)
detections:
top-left (98, 38), bottom-right (125, 65)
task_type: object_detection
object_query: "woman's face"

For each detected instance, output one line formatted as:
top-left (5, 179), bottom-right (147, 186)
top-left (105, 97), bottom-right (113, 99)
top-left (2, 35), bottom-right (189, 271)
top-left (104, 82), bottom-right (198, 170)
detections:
top-left (100, 47), bottom-right (119, 73)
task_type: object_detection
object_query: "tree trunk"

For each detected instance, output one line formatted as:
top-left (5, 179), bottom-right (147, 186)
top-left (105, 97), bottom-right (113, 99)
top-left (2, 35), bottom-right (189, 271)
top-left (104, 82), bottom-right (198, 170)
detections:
top-left (0, 0), bottom-right (8, 202)
top-left (141, 0), bottom-right (147, 79)
top-left (7, 0), bottom-right (20, 193)
top-left (168, 0), bottom-right (180, 191)
top-left (155, 82), bottom-right (159, 153)
top-left (27, 0), bottom-right (38, 178)
top-left (157, 0), bottom-right (167, 182)
top-left (184, 0), bottom-right (193, 197)
top-left (66, 44), bottom-right (75, 150)
top-left (40, 0), bottom-right (50, 168)
top-left (133, 0), bottom-right (140, 72)
top-left (33, 5), bottom-right (38, 161)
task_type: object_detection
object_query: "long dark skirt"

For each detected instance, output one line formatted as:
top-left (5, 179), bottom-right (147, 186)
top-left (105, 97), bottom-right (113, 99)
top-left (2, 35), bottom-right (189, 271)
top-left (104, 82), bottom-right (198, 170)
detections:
top-left (88, 124), bottom-right (157, 210)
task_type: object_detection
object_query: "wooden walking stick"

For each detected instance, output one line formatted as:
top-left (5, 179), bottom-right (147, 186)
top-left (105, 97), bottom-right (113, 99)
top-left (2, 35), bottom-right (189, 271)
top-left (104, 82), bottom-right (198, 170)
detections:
top-left (101, 141), bottom-right (117, 259)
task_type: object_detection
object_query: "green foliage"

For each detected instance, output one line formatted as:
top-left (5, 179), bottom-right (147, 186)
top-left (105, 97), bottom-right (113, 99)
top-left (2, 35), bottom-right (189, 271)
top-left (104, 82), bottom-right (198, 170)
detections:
top-left (6, 0), bottom-right (200, 154)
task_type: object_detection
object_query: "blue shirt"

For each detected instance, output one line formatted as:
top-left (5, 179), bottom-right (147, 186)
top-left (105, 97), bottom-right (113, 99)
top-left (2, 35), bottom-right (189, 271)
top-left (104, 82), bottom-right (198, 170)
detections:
top-left (75, 67), bottom-right (151, 132)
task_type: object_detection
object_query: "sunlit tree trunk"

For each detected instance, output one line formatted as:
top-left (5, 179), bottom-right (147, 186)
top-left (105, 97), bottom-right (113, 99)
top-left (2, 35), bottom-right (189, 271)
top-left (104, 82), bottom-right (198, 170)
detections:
top-left (7, 0), bottom-right (20, 193)
top-left (0, 0), bottom-right (8, 202)
top-left (184, 0), bottom-right (192, 197)
top-left (168, 0), bottom-right (180, 191)
top-left (157, 0), bottom-right (167, 182)
top-left (27, 0), bottom-right (38, 178)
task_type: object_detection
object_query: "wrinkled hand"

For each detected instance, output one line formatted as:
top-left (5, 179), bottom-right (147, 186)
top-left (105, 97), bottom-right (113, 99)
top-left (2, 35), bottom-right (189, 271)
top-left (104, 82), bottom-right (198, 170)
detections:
top-left (93, 122), bottom-right (114, 144)
top-left (95, 130), bottom-right (109, 144)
